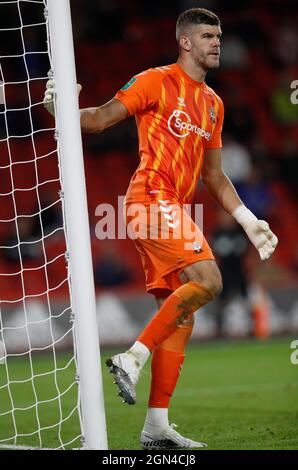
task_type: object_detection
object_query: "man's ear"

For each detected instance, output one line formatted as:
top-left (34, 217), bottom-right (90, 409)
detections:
top-left (179, 35), bottom-right (191, 52)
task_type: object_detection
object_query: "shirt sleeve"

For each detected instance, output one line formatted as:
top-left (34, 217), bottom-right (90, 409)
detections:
top-left (114, 69), bottom-right (162, 116)
top-left (205, 97), bottom-right (224, 149)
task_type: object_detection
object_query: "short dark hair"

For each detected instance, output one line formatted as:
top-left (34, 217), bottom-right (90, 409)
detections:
top-left (176, 8), bottom-right (221, 41)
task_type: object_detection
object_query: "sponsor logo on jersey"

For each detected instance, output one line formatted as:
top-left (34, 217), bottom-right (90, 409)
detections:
top-left (167, 109), bottom-right (211, 140)
top-left (121, 77), bottom-right (136, 91)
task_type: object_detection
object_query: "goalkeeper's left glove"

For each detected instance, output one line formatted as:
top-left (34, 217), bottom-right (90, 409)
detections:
top-left (232, 204), bottom-right (278, 260)
top-left (43, 78), bottom-right (56, 117)
top-left (43, 78), bottom-right (82, 117)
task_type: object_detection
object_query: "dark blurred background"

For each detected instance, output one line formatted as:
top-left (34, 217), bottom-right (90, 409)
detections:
top-left (0, 0), bottom-right (297, 343)
top-left (72, 0), bottom-right (298, 295)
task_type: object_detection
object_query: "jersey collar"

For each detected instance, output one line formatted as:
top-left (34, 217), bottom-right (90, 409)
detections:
top-left (174, 63), bottom-right (206, 88)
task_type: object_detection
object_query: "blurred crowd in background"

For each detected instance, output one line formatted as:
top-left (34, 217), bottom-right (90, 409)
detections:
top-left (0, 0), bottom-right (297, 316)
top-left (73, 0), bottom-right (298, 297)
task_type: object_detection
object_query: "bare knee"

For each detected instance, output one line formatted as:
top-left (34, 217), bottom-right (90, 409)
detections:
top-left (181, 260), bottom-right (223, 299)
top-left (202, 273), bottom-right (223, 299)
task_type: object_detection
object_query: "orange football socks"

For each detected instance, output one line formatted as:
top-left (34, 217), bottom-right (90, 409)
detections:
top-left (148, 323), bottom-right (193, 407)
top-left (138, 281), bottom-right (213, 351)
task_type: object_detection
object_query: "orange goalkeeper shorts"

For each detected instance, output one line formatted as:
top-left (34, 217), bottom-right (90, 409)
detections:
top-left (125, 199), bottom-right (214, 295)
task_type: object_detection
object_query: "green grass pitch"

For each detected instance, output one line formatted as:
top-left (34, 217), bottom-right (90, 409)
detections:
top-left (1, 337), bottom-right (297, 450)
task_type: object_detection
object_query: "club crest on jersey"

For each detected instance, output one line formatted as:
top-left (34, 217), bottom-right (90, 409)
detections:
top-left (209, 106), bottom-right (216, 123)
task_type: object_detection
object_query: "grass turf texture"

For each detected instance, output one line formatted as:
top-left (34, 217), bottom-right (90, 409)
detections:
top-left (0, 337), bottom-right (297, 450)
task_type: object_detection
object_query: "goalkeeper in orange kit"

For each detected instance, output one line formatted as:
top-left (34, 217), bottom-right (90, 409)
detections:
top-left (44, 8), bottom-right (278, 449)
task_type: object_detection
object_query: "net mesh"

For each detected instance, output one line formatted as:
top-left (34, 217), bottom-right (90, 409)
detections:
top-left (0, 0), bottom-right (83, 449)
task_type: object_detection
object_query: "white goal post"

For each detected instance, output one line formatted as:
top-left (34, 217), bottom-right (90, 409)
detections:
top-left (0, 0), bottom-right (107, 450)
top-left (46, 0), bottom-right (107, 450)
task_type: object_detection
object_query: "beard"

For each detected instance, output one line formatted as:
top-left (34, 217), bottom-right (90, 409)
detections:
top-left (197, 55), bottom-right (220, 71)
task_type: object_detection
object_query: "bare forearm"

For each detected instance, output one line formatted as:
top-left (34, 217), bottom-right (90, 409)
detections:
top-left (203, 170), bottom-right (242, 215)
top-left (80, 107), bottom-right (106, 134)
top-left (43, 78), bottom-right (128, 133)
top-left (80, 99), bottom-right (128, 134)
top-left (201, 148), bottom-right (278, 260)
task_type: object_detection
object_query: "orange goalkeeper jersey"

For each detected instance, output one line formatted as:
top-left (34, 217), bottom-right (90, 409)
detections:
top-left (115, 63), bottom-right (224, 205)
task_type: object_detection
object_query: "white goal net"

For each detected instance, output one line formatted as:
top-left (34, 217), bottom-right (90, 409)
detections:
top-left (0, 0), bottom-right (105, 450)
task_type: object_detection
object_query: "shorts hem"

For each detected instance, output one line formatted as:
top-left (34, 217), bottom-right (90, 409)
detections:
top-left (145, 255), bottom-right (215, 293)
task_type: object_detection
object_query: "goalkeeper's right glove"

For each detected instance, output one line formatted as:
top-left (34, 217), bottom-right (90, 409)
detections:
top-left (232, 204), bottom-right (278, 260)
top-left (43, 78), bottom-right (82, 117)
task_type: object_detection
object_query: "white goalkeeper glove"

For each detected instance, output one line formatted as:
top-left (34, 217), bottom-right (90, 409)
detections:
top-left (232, 204), bottom-right (278, 260)
top-left (43, 78), bottom-right (82, 117)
